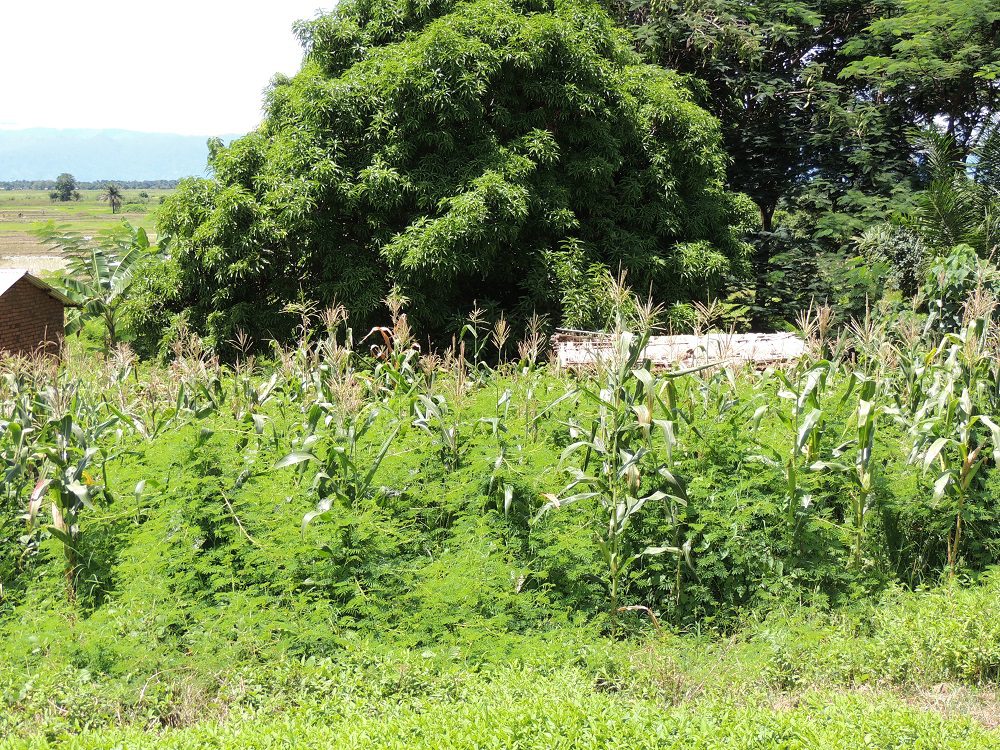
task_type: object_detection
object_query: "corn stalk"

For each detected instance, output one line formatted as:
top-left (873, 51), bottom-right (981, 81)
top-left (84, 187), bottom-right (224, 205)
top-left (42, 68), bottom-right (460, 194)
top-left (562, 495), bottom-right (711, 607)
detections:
top-left (535, 324), bottom-right (702, 631)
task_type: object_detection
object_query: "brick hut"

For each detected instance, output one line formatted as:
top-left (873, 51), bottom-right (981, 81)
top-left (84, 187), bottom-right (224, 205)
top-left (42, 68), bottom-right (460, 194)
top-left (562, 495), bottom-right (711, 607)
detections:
top-left (0, 269), bottom-right (75, 357)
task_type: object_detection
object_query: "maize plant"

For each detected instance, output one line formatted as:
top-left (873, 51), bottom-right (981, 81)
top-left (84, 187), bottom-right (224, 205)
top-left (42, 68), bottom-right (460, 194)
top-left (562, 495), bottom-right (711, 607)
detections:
top-left (909, 319), bottom-right (1000, 576)
top-left (413, 393), bottom-right (466, 471)
top-left (812, 372), bottom-right (886, 569)
top-left (751, 361), bottom-right (832, 529)
top-left (894, 347), bottom-right (939, 420)
top-left (232, 371), bottom-right (280, 451)
top-left (535, 322), bottom-right (700, 631)
top-left (27, 403), bottom-right (119, 602)
top-left (277, 402), bottom-right (400, 529)
top-left (480, 387), bottom-right (516, 514)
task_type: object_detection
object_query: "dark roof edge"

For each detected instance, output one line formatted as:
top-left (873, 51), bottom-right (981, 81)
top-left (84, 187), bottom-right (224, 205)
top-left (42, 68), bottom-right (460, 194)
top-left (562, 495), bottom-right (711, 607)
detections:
top-left (21, 273), bottom-right (79, 307)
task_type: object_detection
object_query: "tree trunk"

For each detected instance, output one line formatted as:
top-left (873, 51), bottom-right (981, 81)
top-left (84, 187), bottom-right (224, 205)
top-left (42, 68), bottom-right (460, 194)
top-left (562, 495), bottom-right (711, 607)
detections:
top-left (760, 201), bottom-right (775, 234)
top-left (750, 199), bottom-right (778, 328)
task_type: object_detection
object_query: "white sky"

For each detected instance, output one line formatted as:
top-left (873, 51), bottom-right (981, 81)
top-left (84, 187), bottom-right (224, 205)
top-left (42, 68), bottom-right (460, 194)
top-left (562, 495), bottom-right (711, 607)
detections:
top-left (0, 1), bottom-right (331, 136)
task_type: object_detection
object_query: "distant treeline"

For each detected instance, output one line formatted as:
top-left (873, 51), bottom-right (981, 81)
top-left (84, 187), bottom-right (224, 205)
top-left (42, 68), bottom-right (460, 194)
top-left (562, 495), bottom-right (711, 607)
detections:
top-left (0, 179), bottom-right (179, 190)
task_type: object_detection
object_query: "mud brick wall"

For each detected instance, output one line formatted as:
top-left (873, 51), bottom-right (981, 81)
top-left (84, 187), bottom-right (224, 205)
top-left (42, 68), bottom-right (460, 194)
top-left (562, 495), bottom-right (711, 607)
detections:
top-left (0, 278), bottom-right (65, 356)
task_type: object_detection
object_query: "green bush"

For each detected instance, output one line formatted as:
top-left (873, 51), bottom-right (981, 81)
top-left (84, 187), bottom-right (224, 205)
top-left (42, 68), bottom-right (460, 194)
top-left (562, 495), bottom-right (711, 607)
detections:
top-left (146, 0), bottom-right (754, 349)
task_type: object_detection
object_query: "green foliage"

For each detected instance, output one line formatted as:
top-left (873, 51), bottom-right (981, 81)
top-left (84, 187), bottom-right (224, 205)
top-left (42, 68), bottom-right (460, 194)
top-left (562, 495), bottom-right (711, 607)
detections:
top-left (6, 278), bottom-right (1000, 742)
top-left (148, 0), bottom-right (752, 349)
top-left (632, 0), bottom-right (848, 230)
top-left (7, 2), bottom-right (1000, 739)
top-left (31, 221), bottom-right (161, 349)
top-left (625, 0), bottom-right (997, 330)
top-left (51, 173), bottom-right (77, 202)
top-left (2, 680), bottom-right (997, 748)
top-left (842, 0), bottom-right (1000, 153)
top-left (855, 224), bottom-right (925, 297)
top-left (6, 584), bottom-right (1000, 744)
top-left (536, 310), bottom-right (698, 629)
top-left (627, 0), bottom-right (920, 308)
top-left (99, 183), bottom-right (124, 214)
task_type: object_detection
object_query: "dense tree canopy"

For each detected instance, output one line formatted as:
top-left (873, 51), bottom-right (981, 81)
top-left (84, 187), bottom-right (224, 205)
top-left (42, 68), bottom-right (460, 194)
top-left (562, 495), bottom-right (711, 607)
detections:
top-left (843, 0), bottom-right (1000, 154)
top-left (51, 172), bottom-right (78, 202)
top-left (628, 2), bottom-right (919, 242)
top-left (621, 0), bottom-right (998, 325)
top-left (148, 0), bottom-right (753, 348)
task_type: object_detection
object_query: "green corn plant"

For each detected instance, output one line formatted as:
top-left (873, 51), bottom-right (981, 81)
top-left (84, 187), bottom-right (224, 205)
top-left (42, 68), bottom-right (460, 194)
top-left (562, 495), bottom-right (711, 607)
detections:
top-left (460, 305), bottom-right (491, 370)
top-left (751, 361), bottom-right (832, 529)
top-left (908, 318), bottom-right (1000, 577)
top-left (277, 403), bottom-right (400, 529)
top-left (1, 363), bottom-right (53, 584)
top-left (232, 370), bottom-right (280, 451)
top-left (26, 401), bottom-right (119, 602)
top-left (0, 374), bottom-right (38, 505)
top-left (894, 346), bottom-right (938, 420)
top-left (812, 372), bottom-right (886, 569)
top-left (372, 347), bottom-right (422, 402)
top-left (535, 316), bottom-right (701, 632)
top-left (104, 377), bottom-right (192, 443)
top-left (699, 367), bottom-right (741, 422)
top-left (227, 330), bottom-right (280, 441)
top-left (480, 387), bottom-right (518, 515)
top-left (1, 413), bottom-right (36, 578)
top-left (349, 294), bottom-right (424, 406)
top-left (514, 313), bottom-right (549, 442)
top-left (413, 393), bottom-right (464, 471)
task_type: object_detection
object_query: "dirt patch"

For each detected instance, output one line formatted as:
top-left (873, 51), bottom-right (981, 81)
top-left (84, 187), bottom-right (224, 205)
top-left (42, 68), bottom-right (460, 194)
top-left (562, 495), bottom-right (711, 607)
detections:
top-left (768, 683), bottom-right (1000, 729)
top-left (906, 683), bottom-right (1000, 729)
top-left (0, 231), bottom-right (65, 272)
top-left (0, 232), bottom-right (48, 255)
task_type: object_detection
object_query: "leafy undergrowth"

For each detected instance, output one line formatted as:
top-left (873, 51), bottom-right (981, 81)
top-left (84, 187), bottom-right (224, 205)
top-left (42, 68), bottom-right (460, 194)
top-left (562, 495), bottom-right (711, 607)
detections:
top-left (4, 581), bottom-right (1000, 746)
top-left (1, 675), bottom-right (996, 749)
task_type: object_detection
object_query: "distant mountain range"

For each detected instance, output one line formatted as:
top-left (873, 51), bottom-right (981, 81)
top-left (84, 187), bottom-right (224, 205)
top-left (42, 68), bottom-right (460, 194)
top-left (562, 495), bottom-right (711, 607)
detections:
top-left (0, 128), bottom-right (241, 181)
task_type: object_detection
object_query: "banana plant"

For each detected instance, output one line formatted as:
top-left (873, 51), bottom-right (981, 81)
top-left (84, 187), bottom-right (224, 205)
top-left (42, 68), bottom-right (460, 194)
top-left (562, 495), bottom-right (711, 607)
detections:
top-left (32, 221), bottom-right (160, 349)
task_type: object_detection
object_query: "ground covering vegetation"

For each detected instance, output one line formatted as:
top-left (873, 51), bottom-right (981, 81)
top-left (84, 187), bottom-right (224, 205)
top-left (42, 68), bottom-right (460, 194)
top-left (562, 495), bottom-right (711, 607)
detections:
top-left (3, 0), bottom-right (1000, 745)
top-left (5, 267), bottom-right (1000, 744)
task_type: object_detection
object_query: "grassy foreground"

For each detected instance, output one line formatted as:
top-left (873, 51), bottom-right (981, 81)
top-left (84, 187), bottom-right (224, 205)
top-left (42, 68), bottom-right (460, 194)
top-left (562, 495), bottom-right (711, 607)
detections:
top-left (3, 690), bottom-right (996, 749)
top-left (4, 581), bottom-right (1000, 746)
top-left (2, 623), bottom-right (1000, 749)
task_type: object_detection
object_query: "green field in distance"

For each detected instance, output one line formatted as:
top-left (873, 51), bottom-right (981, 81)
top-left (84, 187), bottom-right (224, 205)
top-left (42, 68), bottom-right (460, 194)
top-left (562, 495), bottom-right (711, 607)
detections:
top-left (0, 189), bottom-right (171, 273)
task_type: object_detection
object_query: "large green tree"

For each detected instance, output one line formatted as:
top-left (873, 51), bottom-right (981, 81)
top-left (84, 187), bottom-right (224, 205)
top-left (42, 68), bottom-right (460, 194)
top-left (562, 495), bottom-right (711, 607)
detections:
top-left (625, 0), bottom-right (1000, 325)
top-left (51, 172), bottom-right (78, 202)
top-left (843, 0), bottom-right (1000, 155)
top-left (622, 0), bottom-right (910, 324)
top-left (147, 0), bottom-right (753, 348)
top-left (629, 0), bottom-right (823, 234)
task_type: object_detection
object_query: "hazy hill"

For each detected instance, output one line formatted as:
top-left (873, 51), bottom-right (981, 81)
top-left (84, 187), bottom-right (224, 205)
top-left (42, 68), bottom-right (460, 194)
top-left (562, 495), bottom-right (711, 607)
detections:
top-left (0, 128), bottom-right (239, 181)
